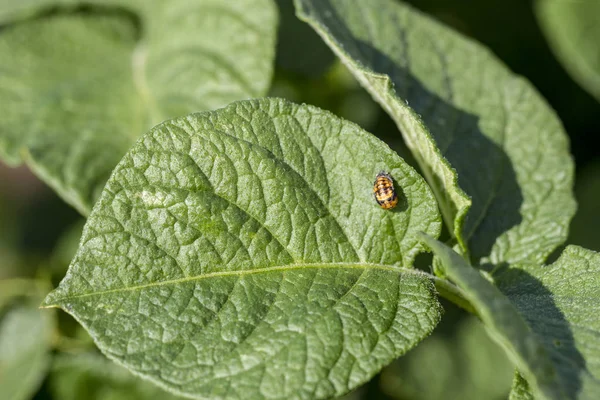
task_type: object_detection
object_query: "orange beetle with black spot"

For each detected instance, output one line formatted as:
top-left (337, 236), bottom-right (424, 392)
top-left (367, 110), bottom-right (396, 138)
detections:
top-left (373, 171), bottom-right (398, 210)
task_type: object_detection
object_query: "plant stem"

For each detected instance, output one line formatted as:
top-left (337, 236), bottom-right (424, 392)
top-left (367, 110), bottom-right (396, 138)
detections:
top-left (432, 276), bottom-right (477, 315)
top-left (403, 268), bottom-right (477, 315)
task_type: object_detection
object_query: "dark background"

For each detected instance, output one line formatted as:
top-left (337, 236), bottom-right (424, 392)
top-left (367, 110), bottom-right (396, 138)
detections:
top-left (1, 1), bottom-right (598, 399)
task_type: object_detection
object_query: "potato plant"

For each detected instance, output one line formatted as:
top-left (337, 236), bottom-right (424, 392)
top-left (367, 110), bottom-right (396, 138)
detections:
top-left (0, 1), bottom-right (598, 399)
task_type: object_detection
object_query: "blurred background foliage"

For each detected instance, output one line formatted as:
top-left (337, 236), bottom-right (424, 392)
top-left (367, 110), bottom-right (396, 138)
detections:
top-left (1, 0), bottom-right (599, 399)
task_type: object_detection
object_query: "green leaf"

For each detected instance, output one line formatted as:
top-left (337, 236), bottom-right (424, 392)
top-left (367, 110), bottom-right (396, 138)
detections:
top-left (295, 0), bottom-right (576, 265)
top-left (380, 316), bottom-right (513, 400)
top-left (497, 246), bottom-right (600, 399)
top-left (274, 0), bottom-right (335, 77)
top-left (0, 0), bottom-right (277, 215)
top-left (568, 161), bottom-right (600, 252)
top-left (49, 220), bottom-right (85, 277)
top-left (51, 352), bottom-right (182, 400)
top-left (510, 372), bottom-right (535, 400)
top-left (419, 233), bottom-right (563, 400)
top-left (536, 0), bottom-right (600, 102)
top-left (0, 0), bottom-right (60, 24)
top-left (43, 98), bottom-right (443, 399)
top-left (0, 282), bottom-right (55, 400)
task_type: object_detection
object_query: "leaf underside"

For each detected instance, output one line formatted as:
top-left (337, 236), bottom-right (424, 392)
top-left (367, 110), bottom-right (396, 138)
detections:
top-left (0, 0), bottom-right (277, 214)
top-left (44, 98), bottom-right (442, 399)
top-left (295, 0), bottom-right (576, 266)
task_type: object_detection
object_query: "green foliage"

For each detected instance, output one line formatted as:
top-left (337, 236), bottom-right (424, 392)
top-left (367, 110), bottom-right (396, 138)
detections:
top-left (0, 0), bottom-right (277, 214)
top-left (51, 353), bottom-right (181, 400)
top-left (0, 1), bottom-right (599, 399)
top-left (380, 315), bottom-right (513, 400)
top-left (419, 234), bottom-right (563, 400)
top-left (0, 0), bottom-right (58, 24)
top-left (497, 246), bottom-right (600, 399)
top-left (295, 0), bottom-right (576, 265)
top-left (0, 280), bottom-right (54, 400)
top-left (44, 98), bottom-right (442, 399)
top-left (536, 0), bottom-right (600, 102)
top-left (510, 372), bottom-right (535, 400)
top-left (423, 233), bottom-right (600, 400)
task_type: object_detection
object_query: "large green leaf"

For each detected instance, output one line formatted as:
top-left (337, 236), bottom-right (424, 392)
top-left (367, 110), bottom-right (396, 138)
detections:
top-left (0, 281), bottom-right (55, 400)
top-left (0, 0), bottom-right (277, 215)
top-left (497, 246), bottom-right (600, 400)
top-left (43, 98), bottom-right (443, 399)
top-left (51, 353), bottom-right (181, 400)
top-left (536, 0), bottom-right (600, 102)
top-left (419, 234), bottom-right (562, 400)
top-left (295, 0), bottom-right (576, 265)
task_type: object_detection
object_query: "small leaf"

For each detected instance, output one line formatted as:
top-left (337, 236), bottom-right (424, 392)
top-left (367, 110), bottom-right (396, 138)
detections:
top-left (419, 233), bottom-right (563, 400)
top-left (536, 0), bottom-right (600, 102)
top-left (295, 0), bottom-right (576, 265)
top-left (0, 281), bottom-right (54, 400)
top-left (43, 98), bottom-right (442, 399)
top-left (497, 246), bottom-right (600, 399)
top-left (0, 0), bottom-right (278, 214)
top-left (51, 352), bottom-right (181, 400)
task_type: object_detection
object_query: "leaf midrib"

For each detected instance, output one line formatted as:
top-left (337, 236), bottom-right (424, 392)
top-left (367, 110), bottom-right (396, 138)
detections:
top-left (43, 262), bottom-right (426, 305)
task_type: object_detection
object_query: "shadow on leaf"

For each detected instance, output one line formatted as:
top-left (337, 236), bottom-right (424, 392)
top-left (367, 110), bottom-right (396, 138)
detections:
top-left (311, 1), bottom-right (524, 263)
top-left (496, 265), bottom-right (585, 399)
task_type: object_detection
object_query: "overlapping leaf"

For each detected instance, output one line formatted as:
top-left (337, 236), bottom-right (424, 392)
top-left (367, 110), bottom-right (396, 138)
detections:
top-left (423, 233), bottom-right (600, 400)
top-left (419, 234), bottom-right (562, 400)
top-left (295, 0), bottom-right (576, 265)
top-left (43, 99), bottom-right (442, 399)
top-left (498, 246), bottom-right (600, 399)
top-left (0, 0), bottom-right (277, 214)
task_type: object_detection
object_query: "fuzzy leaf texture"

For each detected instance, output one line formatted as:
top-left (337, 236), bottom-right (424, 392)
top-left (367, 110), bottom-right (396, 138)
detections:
top-left (43, 99), bottom-right (443, 400)
top-left (295, 0), bottom-right (576, 265)
top-left (498, 246), bottom-right (600, 400)
top-left (511, 372), bottom-right (535, 400)
top-left (536, 0), bottom-right (600, 102)
top-left (0, 0), bottom-right (277, 214)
